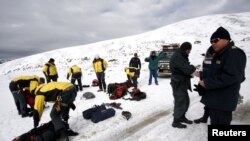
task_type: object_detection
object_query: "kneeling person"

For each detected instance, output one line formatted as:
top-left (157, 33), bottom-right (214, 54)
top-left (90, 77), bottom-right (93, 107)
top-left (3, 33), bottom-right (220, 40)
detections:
top-left (33, 82), bottom-right (79, 141)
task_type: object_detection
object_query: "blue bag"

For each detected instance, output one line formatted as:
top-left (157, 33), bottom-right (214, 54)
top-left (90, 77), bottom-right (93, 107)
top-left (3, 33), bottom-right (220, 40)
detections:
top-left (91, 108), bottom-right (116, 123)
top-left (82, 105), bottom-right (106, 119)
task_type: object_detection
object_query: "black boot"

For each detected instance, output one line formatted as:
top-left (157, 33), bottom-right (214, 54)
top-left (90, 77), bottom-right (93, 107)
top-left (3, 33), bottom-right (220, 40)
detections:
top-left (172, 118), bottom-right (187, 128)
top-left (58, 129), bottom-right (69, 141)
top-left (194, 117), bottom-right (208, 124)
top-left (180, 116), bottom-right (193, 124)
top-left (63, 121), bottom-right (79, 136)
top-left (67, 128), bottom-right (79, 136)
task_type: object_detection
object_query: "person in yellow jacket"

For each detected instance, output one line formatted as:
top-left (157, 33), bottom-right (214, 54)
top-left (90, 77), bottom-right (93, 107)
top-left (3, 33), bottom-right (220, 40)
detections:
top-left (9, 75), bottom-right (45, 117)
top-left (67, 64), bottom-right (83, 91)
top-left (92, 54), bottom-right (108, 92)
top-left (43, 58), bottom-right (58, 83)
top-left (125, 67), bottom-right (140, 88)
top-left (33, 82), bottom-right (78, 140)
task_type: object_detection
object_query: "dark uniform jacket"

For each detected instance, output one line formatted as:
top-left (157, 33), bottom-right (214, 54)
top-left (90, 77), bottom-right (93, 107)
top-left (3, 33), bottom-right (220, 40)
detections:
top-left (201, 41), bottom-right (246, 111)
top-left (129, 57), bottom-right (141, 69)
top-left (170, 49), bottom-right (196, 91)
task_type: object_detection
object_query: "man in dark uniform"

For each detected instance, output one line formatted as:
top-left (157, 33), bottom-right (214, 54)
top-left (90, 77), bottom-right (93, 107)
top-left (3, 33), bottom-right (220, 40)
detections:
top-left (199, 27), bottom-right (246, 125)
top-left (129, 53), bottom-right (141, 70)
top-left (193, 45), bottom-right (217, 124)
top-left (170, 42), bottom-right (199, 128)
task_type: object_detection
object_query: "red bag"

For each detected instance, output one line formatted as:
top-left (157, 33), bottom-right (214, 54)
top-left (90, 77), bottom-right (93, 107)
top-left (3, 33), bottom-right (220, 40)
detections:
top-left (24, 90), bottom-right (35, 109)
top-left (109, 86), bottom-right (127, 100)
top-left (92, 79), bottom-right (99, 86)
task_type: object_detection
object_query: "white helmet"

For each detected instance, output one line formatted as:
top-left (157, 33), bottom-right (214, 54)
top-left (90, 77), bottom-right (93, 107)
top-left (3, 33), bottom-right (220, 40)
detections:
top-left (95, 54), bottom-right (100, 59)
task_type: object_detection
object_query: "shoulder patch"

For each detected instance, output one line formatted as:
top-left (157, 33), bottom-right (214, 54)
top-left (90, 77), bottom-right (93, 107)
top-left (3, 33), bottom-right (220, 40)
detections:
top-left (232, 46), bottom-right (238, 49)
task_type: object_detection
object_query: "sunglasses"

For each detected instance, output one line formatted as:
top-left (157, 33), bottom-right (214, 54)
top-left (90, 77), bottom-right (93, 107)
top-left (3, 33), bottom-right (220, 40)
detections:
top-left (210, 38), bottom-right (220, 44)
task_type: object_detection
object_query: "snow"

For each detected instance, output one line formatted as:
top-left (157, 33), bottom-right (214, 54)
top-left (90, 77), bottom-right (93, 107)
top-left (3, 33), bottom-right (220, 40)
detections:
top-left (0, 12), bottom-right (250, 141)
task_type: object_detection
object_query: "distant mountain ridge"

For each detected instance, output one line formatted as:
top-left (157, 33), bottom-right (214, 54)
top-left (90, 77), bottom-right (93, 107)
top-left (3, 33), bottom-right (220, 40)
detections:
top-left (1, 12), bottom-right (250, 75)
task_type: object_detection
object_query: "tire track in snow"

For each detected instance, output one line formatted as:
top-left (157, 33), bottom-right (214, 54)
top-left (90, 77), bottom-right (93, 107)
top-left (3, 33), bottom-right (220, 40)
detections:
top-left (113, 96), bottom-right (202, 141)
top-left (111, 109), bottom-right (171, 141)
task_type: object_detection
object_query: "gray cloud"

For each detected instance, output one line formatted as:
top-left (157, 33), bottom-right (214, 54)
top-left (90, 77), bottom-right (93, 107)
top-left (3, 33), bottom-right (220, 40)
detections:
top-left (0, 0), bottom-right (250, 59)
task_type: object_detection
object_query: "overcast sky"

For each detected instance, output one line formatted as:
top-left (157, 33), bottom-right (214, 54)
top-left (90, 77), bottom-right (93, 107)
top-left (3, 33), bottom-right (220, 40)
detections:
top-left (0, 0), bottom-right (250, 59)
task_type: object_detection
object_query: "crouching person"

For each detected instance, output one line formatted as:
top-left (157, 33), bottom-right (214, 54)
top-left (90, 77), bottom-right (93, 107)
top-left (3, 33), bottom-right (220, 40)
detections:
top-left (125, 67), bottom-right (140, 88)
top-left (33, 82), bottom-right (79, 141)
top-left (9, 75), bottom-right (45, 117)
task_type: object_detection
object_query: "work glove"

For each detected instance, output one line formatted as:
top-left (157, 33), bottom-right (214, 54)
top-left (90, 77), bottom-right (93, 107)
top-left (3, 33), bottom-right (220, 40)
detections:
top-left (69, 103), bottom-right (76, 111)
top-left (33, 110), bottom-right (40, 128)
top-left (193, 84), bottom-right (205, 96)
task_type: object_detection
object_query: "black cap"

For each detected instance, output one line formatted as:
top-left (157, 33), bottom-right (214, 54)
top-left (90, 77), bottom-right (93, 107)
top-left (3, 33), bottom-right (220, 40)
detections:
top-left (210, 27), bottom-right (231, 41)
top-left (180, 42), bottom-right (192, 51)
top-left (134, 53), bottom-right (138, 57)
top-left (49, 58), bottom-right (55, 63)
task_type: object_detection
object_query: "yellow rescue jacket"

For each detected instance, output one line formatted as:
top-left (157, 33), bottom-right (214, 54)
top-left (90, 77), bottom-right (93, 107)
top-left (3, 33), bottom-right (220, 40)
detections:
top-left (92, 58), bottom-right (108, 73)
top-left (67, 65), bottom-right (82, 79)
top-left (43, 62), bottom-right (58, 76)
top-left (34, 82), bottom-right (74, 119)
top-left (125, 67), bottom-right (140, 78)
top-left (11, 75), bottom-right (42, 94)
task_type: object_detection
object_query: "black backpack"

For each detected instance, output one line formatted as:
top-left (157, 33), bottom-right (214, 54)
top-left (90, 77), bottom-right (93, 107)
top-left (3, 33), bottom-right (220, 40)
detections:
top-left (123, 88), bottom-right (146, 101)
top-left (12, 121), bottom-right (56, 141)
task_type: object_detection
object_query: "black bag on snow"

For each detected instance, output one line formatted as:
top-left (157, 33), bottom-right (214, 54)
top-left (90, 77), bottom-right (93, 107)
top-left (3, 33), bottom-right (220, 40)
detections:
top-left (12, 121), bottom-right (56, 141)
top-left (82, 104), bottom-right (106, 119)
top-left (91, 108), bottom-right (116, 123)
top-left (123, 88), bottom-right (146, 101)
top-left (132, 92), bottom-right (146, 101)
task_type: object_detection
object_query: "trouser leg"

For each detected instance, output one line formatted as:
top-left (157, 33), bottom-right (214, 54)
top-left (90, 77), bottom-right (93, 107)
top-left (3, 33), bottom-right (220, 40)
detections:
top-left (172, 84), bottom-right (189, 119)
top-left (96, 73), bottom-right (103, 90)
top-left (149, 70), bottom-right (153, 84)
top-left (77, 78), bottom-right (83, 91)
top-left (209, 108), bottom-right (232, 125)
top-left (16, 90), bottom-right (28, 115)
top-left (11, 92), bottom-right (21, 114)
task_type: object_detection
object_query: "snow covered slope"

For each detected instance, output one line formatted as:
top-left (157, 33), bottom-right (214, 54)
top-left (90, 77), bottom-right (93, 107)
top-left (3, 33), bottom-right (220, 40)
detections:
top-left (0, 12), bottom-right (250, 141)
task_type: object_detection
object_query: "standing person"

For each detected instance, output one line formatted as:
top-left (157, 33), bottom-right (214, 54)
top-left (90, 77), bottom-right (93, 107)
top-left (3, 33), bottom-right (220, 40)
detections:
top-left (128, 53), bottom-right (141, 88)
top-left (9, 75), bottom-right (45, 117)
top-left (92, 54), bottom-right (108, 92)
top-left (125, 67), bottom-right (140, 88)
top-left (129, 53), bottom-right (141, 70)
top-left (169, 42), bottom-right (199, 128)
top-left (199, 27), bottom-right (246, 125)
top-left (33, 82), bottom-right (79, 141)
top-left (193, 47), bottom-right (215, 124)
top-left (67, 64), bottom-right (83, 91)
top-left (43, 58), bottom-right (58, 83)
top-left (145, 51), bottom-right (165, 85)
